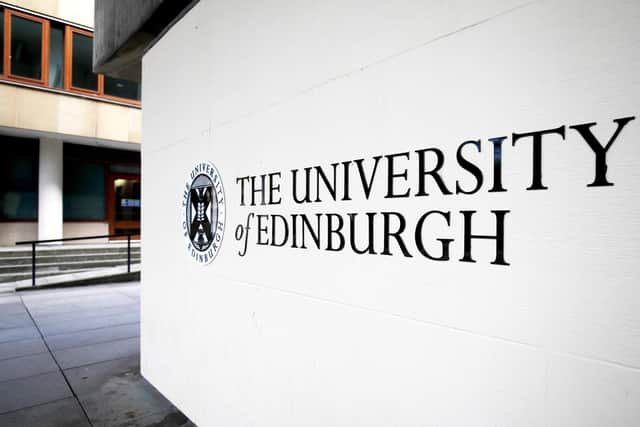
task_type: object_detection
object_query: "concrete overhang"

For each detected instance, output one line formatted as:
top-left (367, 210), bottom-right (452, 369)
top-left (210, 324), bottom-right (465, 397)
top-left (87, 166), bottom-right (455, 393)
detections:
top-left (93, 0), bottom-right (199, 82)
top-left (0, 126), bottom-right (142, 152)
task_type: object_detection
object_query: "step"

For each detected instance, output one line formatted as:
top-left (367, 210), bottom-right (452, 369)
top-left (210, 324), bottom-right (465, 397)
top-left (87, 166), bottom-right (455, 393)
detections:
top-left (0, 243), bottom-right (142, 286)
top-left (0, 264), bottom-right (141, 293)
top-left (0, 268), bottom-right (97, 283)
top-left (1, 242), bottom-right (140, 249)
top-left (0, 247), bottom-right (141, 258)
top-left (0, 258), bottom-right (141, 275)
top-left (0, 263), bottom-right (141, 284)
top-left (0, 253), bottom-right (141, 267)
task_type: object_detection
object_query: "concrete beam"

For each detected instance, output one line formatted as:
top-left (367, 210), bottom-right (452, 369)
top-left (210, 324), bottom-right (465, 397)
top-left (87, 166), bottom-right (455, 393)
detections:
top-left (93, 0), bottom-right (198, 82)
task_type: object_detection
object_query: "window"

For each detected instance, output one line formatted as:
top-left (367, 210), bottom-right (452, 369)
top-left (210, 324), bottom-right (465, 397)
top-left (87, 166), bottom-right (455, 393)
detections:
top-left (104, 76), bottom-right (140, 101)
top-left (114, 177), bottom-right (140, 221)
top-left (63, 143), bottom-right (140, 221)
top-left (0, 6), bottom-right (140, 105)
top-left (69, 28), bottom-right (98, 92)
top-left (0, 8), bottom-right (4, 75)
top-left (7, 10), bottom-right (48, 83)
top-left (63, 160), bottom-right (106, 220)
top-left (48, 22), bottom-right (63, 88)
top-left (0, 136), bottom-right (39, 221)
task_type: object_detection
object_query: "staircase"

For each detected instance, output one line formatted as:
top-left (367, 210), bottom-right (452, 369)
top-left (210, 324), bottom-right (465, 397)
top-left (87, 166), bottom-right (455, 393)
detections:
top-left (0, 243), bottom-right (141, 291)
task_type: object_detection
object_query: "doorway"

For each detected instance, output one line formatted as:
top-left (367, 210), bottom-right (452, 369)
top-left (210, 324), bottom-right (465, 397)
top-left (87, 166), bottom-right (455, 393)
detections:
top-left (107, 173), bottom-right (140, 240)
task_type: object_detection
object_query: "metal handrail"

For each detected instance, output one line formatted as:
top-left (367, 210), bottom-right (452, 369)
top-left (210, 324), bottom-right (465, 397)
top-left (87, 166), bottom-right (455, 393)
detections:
top-left (15, 233), bottom-right (140, 287)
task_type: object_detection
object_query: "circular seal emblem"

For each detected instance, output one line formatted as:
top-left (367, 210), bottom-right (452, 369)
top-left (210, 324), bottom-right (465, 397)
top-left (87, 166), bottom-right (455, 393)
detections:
top-left (182, 161), bottom-right (225, 265)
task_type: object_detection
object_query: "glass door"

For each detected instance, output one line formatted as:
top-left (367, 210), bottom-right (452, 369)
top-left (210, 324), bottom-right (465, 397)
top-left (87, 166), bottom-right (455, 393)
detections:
top-left (107, 174), bottom-right (140, 240)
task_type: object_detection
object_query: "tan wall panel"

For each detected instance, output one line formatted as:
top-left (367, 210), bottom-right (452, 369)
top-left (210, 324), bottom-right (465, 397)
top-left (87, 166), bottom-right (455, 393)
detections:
top-left (0, 222), bottom-right (36, 246)
top-left (56, 0), bottom-right (94, 27)
top-left (128, 109), bottom-right (142, 144)
top-left (63, 222), bottom-right (108, 243)
top-left (6, 0), bottom-right (94, 27)
top-left (0, 85), bottom-right (17, 126)
top-left (56, 94), bottom-right (98, 137)
top-left (0, 85), bottom-right (141, 144)
top-left (96, 103), bottom-right (130, 142)
top-left (0, 222), bottom-right (110, 246)
top-left (15, 88), bottom-right (59, 132)
top-left (7, 0), bottom-right (57, 19)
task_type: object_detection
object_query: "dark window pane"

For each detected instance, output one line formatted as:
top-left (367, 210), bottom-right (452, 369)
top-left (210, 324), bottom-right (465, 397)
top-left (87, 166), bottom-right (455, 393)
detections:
top-left (10, 15), bottom-right (42, 80)
top-left (63, 144), bottom-right (141, 221)
top-left (0, 9), bottom-right (4, 75)
top-left (110, 164), bottom-right (141, 174)
top-left (104, 76), bottom-right (141, 101)
top-left (65, 143), bottom-right (140, 165)
top-left (114, 178), bottom-right (140, 221)
top-left (0, 136), bottom-right (38, 220)
top-left (63, 159), bottom-right (105, 220)
top-left (115, 228), bottom-right (140, 236)
top-left (48, 24), bottom-right (64, 88)
top-left (71, 32), bottom-right (97, 91)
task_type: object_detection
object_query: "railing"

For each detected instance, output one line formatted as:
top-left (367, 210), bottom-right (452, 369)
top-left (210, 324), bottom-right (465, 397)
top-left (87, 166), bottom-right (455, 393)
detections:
top-left (15, 233), bottom-right (140, 287)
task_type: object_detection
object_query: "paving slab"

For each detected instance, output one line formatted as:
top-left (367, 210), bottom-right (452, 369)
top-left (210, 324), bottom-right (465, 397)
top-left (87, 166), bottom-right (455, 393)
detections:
top-left (120, 408), bottom-right (195, 427)
top-left (23, 293), bottom-right (135, 311)
top-left (0, 325), bottom-right (41, 344)
top-left (64, 356), bottom-right (173, 427)
top-left (31, 303), bottom-right (139, 325)
top-left (0, 371), bottom-right (72, 414)
top-left (45, 322), bottom-right (140, 351)
top-left (25, 298), bottom-right (138, 318)
top-left (117, 289), bottom-right (140, 298)
top-left (0, 337), bottom-right (48, 361)
top-left (0, 301), bottom-right (27, 316)
top-left (39, 312), bottom-right (140, 337)
top-left (0, 311), bottom-right (34, 329)
top-left (21, 285), bottom-right (132, 302)
top-left (23, 287), bottom-right (133, 302)
top-left (0, 397), bottom-right (90, 427)
top-left (64, 355), bottom-right (141, 396)
top-left (0, 352), bottom-right (59, 382)
top-left (53, 336), bottom-right (140, 369)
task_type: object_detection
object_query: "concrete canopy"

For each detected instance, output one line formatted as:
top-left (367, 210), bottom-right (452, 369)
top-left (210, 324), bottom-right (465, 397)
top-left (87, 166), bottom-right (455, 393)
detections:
top-left (93, 0), bottom-right (198, 82)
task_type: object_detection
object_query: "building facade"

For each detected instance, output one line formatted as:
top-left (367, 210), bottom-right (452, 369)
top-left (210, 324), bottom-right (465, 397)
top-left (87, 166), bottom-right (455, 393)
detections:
top-left (0, 0), bottom-right (141, 245)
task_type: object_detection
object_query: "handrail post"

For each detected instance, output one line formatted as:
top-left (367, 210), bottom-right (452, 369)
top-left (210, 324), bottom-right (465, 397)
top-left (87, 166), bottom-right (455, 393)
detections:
top-left (127, 234), bottom-right (131, 273)
top-left (31, 242), bottom-right (36, 287)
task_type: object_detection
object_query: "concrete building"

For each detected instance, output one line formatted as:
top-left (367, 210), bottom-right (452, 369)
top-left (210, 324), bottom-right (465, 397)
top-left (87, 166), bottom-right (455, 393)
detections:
top-left (0, 0), bottom-right (141, 246)
top-left (98, 1), bottom-right (640, 426)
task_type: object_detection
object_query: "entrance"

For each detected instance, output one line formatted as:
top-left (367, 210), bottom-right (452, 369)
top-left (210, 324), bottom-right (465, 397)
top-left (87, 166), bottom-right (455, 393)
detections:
top-left (107, 173), bottom-right (141, 240)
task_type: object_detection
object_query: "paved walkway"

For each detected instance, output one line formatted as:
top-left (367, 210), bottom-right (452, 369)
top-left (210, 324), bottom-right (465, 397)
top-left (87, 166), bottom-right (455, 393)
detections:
top-left (0, 282), bottom-right (194, 426)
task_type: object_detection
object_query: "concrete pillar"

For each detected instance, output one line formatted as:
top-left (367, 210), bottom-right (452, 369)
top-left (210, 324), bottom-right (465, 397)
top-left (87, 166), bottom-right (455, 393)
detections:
top-left (38, 139), bottom-right (64, 242)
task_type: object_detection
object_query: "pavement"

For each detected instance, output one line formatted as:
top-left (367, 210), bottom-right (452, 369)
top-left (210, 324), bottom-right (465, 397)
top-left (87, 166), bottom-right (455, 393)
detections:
top-left (0, 282), bottom-right (195, 427)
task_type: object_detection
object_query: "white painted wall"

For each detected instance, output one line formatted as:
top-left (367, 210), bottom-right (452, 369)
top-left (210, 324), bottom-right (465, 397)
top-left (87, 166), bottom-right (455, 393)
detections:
top-left (142, 1), bottom-right (640, 426)
top-left (37, 138), bottom-right (63, 242)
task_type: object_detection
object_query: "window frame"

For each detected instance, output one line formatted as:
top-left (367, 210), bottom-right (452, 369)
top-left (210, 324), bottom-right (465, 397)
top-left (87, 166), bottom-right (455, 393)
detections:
top-left (0, 6), bottom-right (140, 106)
top-left (0, 7), bottom-right (4, 76)
top-left (3, 8), bottom-right (50, 86)
top-left (65, 26), bottom-right (101, 95)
